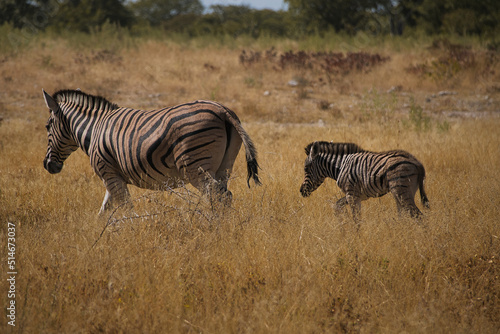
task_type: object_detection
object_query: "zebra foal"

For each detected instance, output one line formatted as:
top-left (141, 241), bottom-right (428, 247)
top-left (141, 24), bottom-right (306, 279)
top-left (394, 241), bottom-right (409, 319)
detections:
top-left (42, 89), bottom-right (261, 214)
top-left (300, 141), bottom-right (429, 220)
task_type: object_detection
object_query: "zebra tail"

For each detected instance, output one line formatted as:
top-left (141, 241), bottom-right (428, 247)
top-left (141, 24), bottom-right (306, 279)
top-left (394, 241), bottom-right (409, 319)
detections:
top-left (418, 166), bottom-right (430, 209)
top-left (222, 108), bottom-right (262, 187)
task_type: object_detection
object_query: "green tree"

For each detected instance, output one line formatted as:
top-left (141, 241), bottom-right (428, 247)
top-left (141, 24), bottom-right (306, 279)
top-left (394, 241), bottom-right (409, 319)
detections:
top-left (190, 5), bottom-right (252, 36)
top-left (251, 9), bottom-right (290, 37)
top-left (191, 5), bottom-right (290, 38)
top-left (284, 0), bottom-right (378, 34)
top-left (0, 0), bottom-right (37, 28)
top-left (130, 0), bottom-right (203, 27)
top-left (52, 0), bottom-right (133, 32)
top-left (404, 0), bottom-right (500, 35)
top-left (207, 5), bottom-right (253, 36)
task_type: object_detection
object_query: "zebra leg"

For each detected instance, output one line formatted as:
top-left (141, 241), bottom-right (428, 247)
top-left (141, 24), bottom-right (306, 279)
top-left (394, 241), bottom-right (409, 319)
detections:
top-left (394, 198), bottom-right (423, 218)
top-left (333, 197), bottom-right (348, 212)
top-left (215, 182), bottom-right (232, 206)
top-left (333, 196), bottom-right (350, 227)
top-left (191, 169), bottom-right (232, 206)
top-left (346, 193), bottom-right (362, 223)
top-left (389, 175), bottom-right (422, 218)
top-left (214, 169), bottom-right (233, 206)
top-left (216, 125), bottom-right (241, 183)
top-left (214, 129), bottom-right (240, 205)
top-left (98, 177), bottom-right (131, 215)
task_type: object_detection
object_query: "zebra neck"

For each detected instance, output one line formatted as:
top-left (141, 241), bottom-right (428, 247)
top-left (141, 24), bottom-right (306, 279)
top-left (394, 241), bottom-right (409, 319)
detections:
top-left (323, 153), bottom-right (342, 180)
top-left (62, 104), bottom-right (103, 156)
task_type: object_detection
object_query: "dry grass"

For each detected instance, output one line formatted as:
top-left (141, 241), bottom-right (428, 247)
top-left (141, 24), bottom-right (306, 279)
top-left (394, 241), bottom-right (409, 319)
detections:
top-left (0, 36), bottom-right (499, 333)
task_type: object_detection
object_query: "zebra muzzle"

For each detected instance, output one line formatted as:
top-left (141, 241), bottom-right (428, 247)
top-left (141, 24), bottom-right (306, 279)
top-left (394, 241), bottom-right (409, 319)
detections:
top-left (300, 183), bottom-right (311, 197)
top-left (44, 158), bottom-right (63, 174)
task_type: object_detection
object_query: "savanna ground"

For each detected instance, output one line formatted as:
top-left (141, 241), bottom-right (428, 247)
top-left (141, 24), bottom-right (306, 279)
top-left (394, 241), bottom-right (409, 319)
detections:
top-left (0, 31), bottom-right (499, 333)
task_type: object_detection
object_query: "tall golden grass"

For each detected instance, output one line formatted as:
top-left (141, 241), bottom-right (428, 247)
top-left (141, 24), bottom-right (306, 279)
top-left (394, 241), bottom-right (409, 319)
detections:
top-left (0, 35), bottom-right (499, 333)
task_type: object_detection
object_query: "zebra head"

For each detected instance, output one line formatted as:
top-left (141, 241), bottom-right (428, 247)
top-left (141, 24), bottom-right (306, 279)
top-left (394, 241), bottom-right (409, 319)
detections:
top-left (300, 141), bottom-right (326, 197)
top-left (42, 90), bottom-right (78, 174)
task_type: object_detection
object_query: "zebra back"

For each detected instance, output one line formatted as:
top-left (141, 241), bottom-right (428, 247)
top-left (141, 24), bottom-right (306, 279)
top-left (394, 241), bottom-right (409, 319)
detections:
top-left (305, 141), bottom-right (364, 157)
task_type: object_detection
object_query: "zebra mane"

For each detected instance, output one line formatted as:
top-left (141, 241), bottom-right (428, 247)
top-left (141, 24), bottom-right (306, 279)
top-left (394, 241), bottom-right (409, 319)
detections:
top-left (52, 89), bottom-right (119, 111)
top-left (305, 141), bottom-right (364, 156)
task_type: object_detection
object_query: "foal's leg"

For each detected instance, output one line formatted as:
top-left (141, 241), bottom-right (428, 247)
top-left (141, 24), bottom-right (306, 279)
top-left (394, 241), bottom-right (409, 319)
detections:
top-left (389, 174), bottom-right (422, 218)
top-left (334, 197), bottom-right (348, 212)
top-left (346, 193), bottom-right (362, 225)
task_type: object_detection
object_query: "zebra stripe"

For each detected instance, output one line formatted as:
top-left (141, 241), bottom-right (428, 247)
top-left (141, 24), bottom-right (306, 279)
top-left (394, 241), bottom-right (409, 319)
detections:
top-left (300, 141), bottom-right (429, 219)
top-left (42, 89), bottom-right (261, 214)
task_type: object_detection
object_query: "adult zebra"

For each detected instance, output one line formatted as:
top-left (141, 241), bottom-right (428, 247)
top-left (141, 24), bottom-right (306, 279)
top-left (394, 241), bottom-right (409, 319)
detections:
top-left (300, 141), bottom-right (429, 220)
top-left (42, 89), bottom-right (261, 214)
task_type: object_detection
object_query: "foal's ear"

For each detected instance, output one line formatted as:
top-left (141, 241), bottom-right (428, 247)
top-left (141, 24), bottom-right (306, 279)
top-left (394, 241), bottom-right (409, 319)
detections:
top-left (309, 141), bottom-right (320, 159)
top-left (304, 143), bottom-right (312, 155)
top-left (42, 89), bottom-right (59, 115)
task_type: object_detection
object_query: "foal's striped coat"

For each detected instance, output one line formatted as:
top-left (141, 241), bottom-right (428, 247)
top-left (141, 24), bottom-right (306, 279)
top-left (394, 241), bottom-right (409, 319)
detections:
top-left (300, 141), bottom-right (429, 220)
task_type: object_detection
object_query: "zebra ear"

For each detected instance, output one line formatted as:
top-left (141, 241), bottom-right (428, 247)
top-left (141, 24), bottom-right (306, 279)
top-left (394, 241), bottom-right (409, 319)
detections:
top-left (304, 143), bottom-right (312, 155)
top-left (309, 142), bottom-right (320, 159)
top-left (43, 89), bottom-right (59, 115)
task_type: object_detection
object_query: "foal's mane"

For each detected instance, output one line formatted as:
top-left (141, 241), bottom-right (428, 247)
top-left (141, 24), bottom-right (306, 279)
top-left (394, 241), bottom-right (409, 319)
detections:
top-left (304, 141), bottom-right (364, 155)
top-left (53, 89), bottom-right (119, 111)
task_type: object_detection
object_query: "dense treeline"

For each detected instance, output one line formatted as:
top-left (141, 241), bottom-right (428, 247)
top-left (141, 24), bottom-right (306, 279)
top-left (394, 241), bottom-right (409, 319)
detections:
top-left (1, 0), bottom-right (499, 38)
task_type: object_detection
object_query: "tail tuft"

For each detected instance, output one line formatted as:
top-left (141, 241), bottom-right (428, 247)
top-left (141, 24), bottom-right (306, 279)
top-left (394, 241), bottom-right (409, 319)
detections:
top-left (421, 193), bottom-right (430, 209)
top-left (247, 158), bottom-right (262, 187)
top-left (418, 166), bottom-right (430, 209)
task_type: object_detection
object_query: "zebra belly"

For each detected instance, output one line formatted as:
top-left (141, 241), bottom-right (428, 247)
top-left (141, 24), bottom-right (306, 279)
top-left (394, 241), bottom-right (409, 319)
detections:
top-left (338, 169), bottom-right (388, 200)
top-left (125, 167), bottom-right (184, 190)
top-left (360, 174), bottom-right (389, 199)
top-left (117, 133), bottom-right (227, 191)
